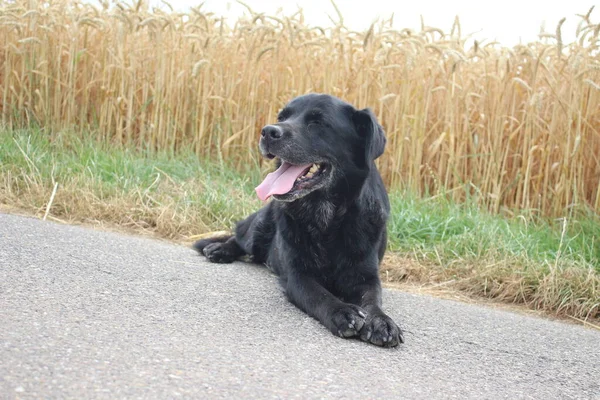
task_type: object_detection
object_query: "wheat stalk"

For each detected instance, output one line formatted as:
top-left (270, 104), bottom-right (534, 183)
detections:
top-left (1, 0), bottom-right (598, 216)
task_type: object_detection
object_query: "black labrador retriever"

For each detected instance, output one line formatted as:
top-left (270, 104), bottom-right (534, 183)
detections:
top-left (194, 93), bottom-right (403, 347)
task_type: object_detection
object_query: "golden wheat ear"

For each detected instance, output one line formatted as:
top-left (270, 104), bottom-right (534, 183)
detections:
top-left (2, 0), bottom-right (597, 215)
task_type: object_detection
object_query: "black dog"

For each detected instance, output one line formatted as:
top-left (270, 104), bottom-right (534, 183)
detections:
top-left (194, 94), bottom-right (403, 347)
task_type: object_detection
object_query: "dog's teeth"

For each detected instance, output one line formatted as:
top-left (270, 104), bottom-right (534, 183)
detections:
top-left (305, 172), bottom-right (314, 178)
top-left (309, 164), bottom-right (319, 173)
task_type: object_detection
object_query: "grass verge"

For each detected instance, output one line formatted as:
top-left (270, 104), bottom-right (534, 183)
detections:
top-left (1, 129), bottom-right (598, 321)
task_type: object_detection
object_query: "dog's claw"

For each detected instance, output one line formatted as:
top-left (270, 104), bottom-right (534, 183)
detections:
top-left (330, 305), bottom-right (366, 338)
top-left (359, 313), bottom-right (402, 347)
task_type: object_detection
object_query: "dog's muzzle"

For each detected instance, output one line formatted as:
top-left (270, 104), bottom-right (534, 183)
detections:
top-left (259, 124), bottom-right (283, 158)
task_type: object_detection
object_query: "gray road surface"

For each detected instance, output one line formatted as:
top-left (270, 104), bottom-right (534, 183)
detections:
top-left (1, 212), bottom-right (599, 399)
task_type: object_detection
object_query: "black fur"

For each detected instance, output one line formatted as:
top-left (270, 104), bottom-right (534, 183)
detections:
top-left (194, 94), bottom-right (403, 347)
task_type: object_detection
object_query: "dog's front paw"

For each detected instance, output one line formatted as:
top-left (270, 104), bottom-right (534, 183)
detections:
top-left (360, 313), bottom-right (403, 347)
top-left (329, 304), bottom-right (367, 338)
top-left (202, 242), bottom-right (237, 263)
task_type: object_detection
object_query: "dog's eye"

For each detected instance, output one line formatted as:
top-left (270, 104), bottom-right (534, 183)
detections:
top-left (306, 111), bottom-right (324, 125)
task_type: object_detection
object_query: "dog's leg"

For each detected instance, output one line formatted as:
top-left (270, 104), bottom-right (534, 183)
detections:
top-left (194, 207), bottom-right (275, 264)
top-left (193, 235), bottom-right (230, 253)
top-left (193, 235), bottom-right (245, 263)
top-left (285, 272), bottom-right (367, 339)
top-left (234, 208), bottom-right (275, 264)
top-left (342, 274), bottom-right (404, 347)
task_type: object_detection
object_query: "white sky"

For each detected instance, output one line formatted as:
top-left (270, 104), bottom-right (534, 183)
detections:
top-left (155, 0), bottom-right (597, 46)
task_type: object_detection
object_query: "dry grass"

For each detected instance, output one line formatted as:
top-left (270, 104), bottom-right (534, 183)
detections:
top-left (1, 175), bottom-right (218, 240)
top-left (382, 253), bottom-right (599, 322)
top-left (1, 0), bottom-right (599, 216)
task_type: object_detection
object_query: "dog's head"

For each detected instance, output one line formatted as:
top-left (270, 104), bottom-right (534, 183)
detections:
top-left (255, 94), bottom-right (386, 202)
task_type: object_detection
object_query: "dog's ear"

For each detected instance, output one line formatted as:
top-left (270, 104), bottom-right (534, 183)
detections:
top-left (352, 108), bottom-right (386, 161)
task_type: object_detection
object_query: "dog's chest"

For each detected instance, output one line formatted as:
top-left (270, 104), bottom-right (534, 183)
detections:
top-left (304, 209), bottom-right (381, 264)
top-left (279, 199), bottom-right (385, 270)
top-left (296, 201), bottom-right (336, 232)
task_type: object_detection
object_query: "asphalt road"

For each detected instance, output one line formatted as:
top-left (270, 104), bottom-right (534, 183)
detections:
top-left (1, 212), bottom-right (599, 399)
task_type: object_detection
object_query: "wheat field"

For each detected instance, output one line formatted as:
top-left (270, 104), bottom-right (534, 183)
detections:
top-left (1, 0), bottom-right (599, 216)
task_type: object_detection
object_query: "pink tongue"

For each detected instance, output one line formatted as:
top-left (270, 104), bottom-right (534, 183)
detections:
top-left (255, 162), bottom-right (312, 201)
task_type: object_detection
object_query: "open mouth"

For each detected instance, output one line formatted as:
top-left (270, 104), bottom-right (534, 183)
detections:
top-left (291, 162), bottom-right (326, 186)
top-left (255, 161), bottom-right (329, 201)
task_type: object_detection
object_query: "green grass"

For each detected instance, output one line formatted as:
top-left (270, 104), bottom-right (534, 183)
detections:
top-left (0, 128), bottom-right (262, 236)
top-left (389, 195), bottom-right (600, 273)
top-left (1, 128), bottom-right (598, 320)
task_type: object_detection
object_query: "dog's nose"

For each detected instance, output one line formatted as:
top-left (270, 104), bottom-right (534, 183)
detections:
top-left (261, 125), bottom-right (282, 139)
